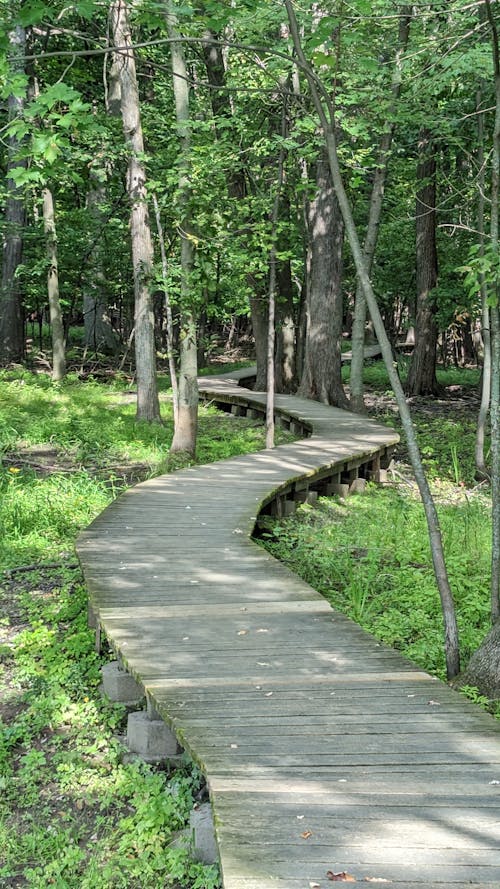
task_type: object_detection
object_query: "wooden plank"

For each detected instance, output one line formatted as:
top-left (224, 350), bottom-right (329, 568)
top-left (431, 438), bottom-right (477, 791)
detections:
top-left (76, 370), bottom-right (500, 889)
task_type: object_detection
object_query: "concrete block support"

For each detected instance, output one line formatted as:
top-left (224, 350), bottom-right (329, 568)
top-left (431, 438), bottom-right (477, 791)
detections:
top-left (126, 710), bottom-right (181, 761)
top-left (349, 477), bottom-right (367, 494)
top-left (329, 483), bottom-right (350, 499)
top-left (190, 803), bottom-right (219, 865)
top-left (101, 661), bottom-right (143, 704)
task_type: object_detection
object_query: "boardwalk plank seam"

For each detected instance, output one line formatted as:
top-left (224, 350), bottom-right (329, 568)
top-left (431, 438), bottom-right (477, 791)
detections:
top-left (77, 370), bottom-right (500, 889)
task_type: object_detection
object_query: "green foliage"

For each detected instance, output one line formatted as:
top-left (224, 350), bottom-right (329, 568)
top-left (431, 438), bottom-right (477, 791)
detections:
top-left (0, 570), bottom-right (220, 886)
top-left (261, 487), bottom-right (491, 683)
top-left (0, 369), bottom-right (298, 888)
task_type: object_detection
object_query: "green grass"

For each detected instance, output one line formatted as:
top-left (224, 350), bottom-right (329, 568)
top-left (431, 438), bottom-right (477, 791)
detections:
top-left (261, 488), bottom-right (492, 683)
top-left (0, 572), bottom-right (220, 888)
top-left (0, 368), bottom-right (297, 888)
top-left (0, 370), bottom-right (294, 572)
top-left (341, 356), bottom-right (481, 392)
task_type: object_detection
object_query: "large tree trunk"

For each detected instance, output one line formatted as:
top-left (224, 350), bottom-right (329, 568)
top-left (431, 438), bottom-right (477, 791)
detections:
top-left (406, 130), bottom-right (440, 396)
top-left (0, 24), bottom-right (26, 365)
top-left (298, 151), bottom-right (348, 407)
top-left (459, 622), bottom-right (500, 700)
top-left (350, 7), bottom-right (412, 412)
top-left (111, 0), bottom-right (160, 422)
top-left (42, 188), bottom-right (66, 382)
top-left (167, 5), bottom-right (198, 456)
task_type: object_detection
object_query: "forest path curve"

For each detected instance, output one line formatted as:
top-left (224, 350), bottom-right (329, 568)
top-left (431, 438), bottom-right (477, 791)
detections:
top-left (77, 370), bottom-right (500, 889)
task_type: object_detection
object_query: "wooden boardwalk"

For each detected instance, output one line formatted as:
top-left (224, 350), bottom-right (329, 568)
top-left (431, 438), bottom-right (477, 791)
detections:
top-left (77, 371), bottom-right (500, 889)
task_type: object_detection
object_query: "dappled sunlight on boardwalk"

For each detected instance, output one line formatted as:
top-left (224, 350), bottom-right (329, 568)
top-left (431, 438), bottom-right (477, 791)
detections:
top-left (77, 371), bottom-right (500, 889)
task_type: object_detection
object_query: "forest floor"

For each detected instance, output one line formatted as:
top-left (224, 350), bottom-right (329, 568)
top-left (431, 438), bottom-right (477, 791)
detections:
top-left (0, 360), bottom-right (495, 887)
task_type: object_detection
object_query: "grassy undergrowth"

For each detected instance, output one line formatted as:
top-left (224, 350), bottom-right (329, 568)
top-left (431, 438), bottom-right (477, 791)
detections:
top-left (261, 488), bottom-right (492, 682)
top-left (0, 368), bottom-right (294, 888)
top-left (262, 362), bottom-right (497, 712)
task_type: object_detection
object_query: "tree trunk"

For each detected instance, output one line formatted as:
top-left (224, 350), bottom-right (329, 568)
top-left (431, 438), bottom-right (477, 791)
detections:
top-left (475, 87), bottom-right (492, 480)
top-left (111, 0), bottom-right (160, 422)
top-left (350, 7), bottom-right (412, 413)
top-left (167, 5), bottom-right (198, 456)
top-left (406, 130), bottom-right (440, 396)
top-left (298, 151), bottom-right (348, 408)
top-left (275, 259), bottom-right (296, 393)
top-left (285, 0), bottom-right (460, 680)
top-left (0, 24), bottom-right (26, 365)
top-left (250, 294), bottom-right (269, 390)
top-left (42, 188), bottom-right (66, 382)
top-left (83, 163), bottom-right (119, 355)
top-left (458, 621), bottom-right (500, 700)
top-left (152, 193), bottom-right (179, 426)
top-left (485, 0), bottom-right (500, 623)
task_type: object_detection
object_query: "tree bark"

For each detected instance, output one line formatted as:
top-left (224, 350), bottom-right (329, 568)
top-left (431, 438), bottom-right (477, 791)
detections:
top-left (152, 194), bottom-right (179, 426)
top-left (406, 130), bottom-right (440, 396)
top-left (350, 7), bottom-right (412, 412)
top-left (0, 24), bottom-right (26, 365)
top-left (298, 151), bottom-right (348, 408)
top-left (275, 258), bottom-right (296, 393)
top-left (83, 163), bottom-right (119, 355)
top-left (458, 621), bottom-right (500, 700)
top-left (42, 188), bottom-right (66, 382)
top-left (167, 5), bottom-right (198, 455)
top-left (285, 0), bottom-right (460, 679)
top-left (475, 87), bottom-right (492, 480)
top-left (111, 0), bottom-right (161, 422)
top-left (485, 0), bottom-right (500, 623)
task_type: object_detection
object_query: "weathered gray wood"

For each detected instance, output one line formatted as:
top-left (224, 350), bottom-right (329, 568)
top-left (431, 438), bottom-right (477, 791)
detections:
top-left (76, 369), bottom-right (500, 888)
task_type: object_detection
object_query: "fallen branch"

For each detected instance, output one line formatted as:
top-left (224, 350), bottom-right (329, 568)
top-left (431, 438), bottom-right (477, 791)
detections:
top-left (4, 562), bottom-right (79, 577)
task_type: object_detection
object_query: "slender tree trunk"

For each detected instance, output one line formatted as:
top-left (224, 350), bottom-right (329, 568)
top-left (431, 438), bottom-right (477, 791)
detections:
top-left (152, 194), bottom-right (179, 426)
top-left (111, 0), bottom-right (160, 422)
top-left (476, 88), bottom-right (492, 480)
top-left (250, 295), bottom-right (269, 390)
top-left (42, 188), bottom-right (66, 382)
top-left (0, 24), bottom-right (26, 365)
top-left (285, 0), bottom-right (460, 679)
top-left (275, 258), bottom-right (296, 393)
top-left (350, 7), bottom-right (412, 412)
top-left (485, 0), bottom-right (500, 624)
top-left (298, 150), bottom-right (348, 408)
top-left (406, 130), bottom-right (440, 396)
top-left (266, 136), bottom-right (287, 449)
top-left (83, 163), bottom-right (119, 355)
top-left (167, 5), bottom-right (198, 455)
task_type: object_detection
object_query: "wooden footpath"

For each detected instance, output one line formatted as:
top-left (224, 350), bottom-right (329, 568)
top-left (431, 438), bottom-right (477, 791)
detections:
top-left (77, 370), bottom-right (500, 889)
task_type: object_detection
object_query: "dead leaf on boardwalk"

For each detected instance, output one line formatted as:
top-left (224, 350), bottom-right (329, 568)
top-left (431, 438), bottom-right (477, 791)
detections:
top-left (326, 872), bottom-right (356, 882)
top-left (301, 830), bottom-right (313, 839)
top-left (237, 630), bottom-right (248, 635)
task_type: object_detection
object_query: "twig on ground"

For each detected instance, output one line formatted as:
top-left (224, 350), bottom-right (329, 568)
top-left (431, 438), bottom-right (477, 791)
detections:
top-left (4, 562), bottom-right (79, 578)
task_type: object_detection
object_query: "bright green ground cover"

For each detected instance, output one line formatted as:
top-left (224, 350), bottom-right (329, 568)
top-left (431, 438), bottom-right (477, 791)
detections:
top-left (263, 363), bottom-right (497, 711)
top-left (0, 368), bottom-right (294, 888)
top-left (261, 488), bottom-right (491, 681)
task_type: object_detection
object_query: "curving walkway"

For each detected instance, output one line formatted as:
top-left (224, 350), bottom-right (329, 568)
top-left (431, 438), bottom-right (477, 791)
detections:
top-left (77, 371), bottom-right (500, 889)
